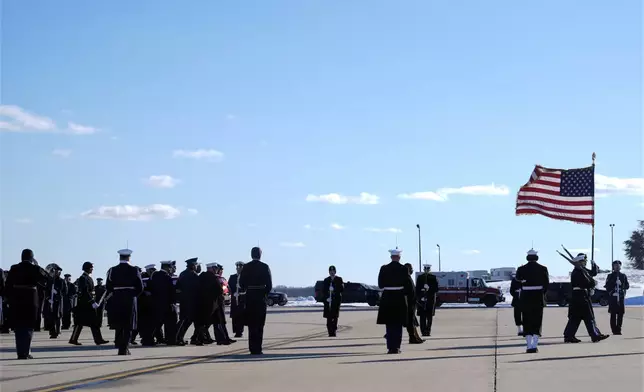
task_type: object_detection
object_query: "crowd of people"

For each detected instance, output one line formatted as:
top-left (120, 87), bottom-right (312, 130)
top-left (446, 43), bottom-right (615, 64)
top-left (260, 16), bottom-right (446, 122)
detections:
top-left (0, 246), bottom-right (632, 359)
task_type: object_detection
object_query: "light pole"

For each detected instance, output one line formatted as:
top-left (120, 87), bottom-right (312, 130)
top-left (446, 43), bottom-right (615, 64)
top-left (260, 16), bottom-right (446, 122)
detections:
top-left (436, 244), bottom-right (441, 272)
top-left (610, 224), bottom-right (615, 262)
top-left (416, 224), bottom-right (422, 273)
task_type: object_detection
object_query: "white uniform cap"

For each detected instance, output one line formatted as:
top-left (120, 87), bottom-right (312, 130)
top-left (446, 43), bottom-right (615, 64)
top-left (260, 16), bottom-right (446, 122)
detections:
top-left (389, 248), bottom-right (402, 256)
top-left (423, 264), bottom-right (431, 269)
top-left (144, 264), bottom-right (156, 269)
top-left (206, 262), bottom-right (218, 268)
top-left (573, 254), bottom-right (586, 262)
top-left (527, 249), bottom-right (538, 256)
top-left (118, 249), bottom-right (133, 256)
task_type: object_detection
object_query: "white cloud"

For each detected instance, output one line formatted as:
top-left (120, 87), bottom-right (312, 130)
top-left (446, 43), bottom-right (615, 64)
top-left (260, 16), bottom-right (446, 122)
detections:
top-left (15, 218), bottom-right (33, 224)
top-left (365, 227), bottom-right (402, 233)
top-left (0, 105), bottom-right (99, 135)
top-left (330, 223), bottom-right (345, 230)
top-left (173, 149), bottom-right (224, 161)
top-left (67, 121), bottom-right (98, 135)
top-left (144, 175), bottom-right (181, 189)
top-left (52, 149), bottom-right (72, 158)
top-left (305, 192), bottom-right (380, 205)
top-left (280, 242), bottom-right (305, 248)
top-left (303, 224), bottom-right (312, 229)
top-left (595, 174), bottom-right (644, 197)
top-left (398, 184), bottom-right (509, 201)
top-left (462, 250), bottom-right (481, 255)
top-left (80, 204), bottom-right (182, 221)
top-left (187, 208), bottom-right (199, 215)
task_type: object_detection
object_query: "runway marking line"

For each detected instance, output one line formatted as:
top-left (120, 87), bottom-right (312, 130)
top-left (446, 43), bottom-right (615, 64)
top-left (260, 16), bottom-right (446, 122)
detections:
top-left (25, 325), bottom-right (351, 392)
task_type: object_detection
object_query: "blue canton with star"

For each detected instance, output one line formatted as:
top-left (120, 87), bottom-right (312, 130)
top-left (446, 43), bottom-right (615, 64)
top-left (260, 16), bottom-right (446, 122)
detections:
top-left (560, 167), bottom-right (595, 197)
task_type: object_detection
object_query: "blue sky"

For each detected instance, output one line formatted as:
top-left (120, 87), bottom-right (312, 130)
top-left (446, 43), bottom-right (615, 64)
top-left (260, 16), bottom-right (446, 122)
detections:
top-left (1, 1), bottom-right (642, 286)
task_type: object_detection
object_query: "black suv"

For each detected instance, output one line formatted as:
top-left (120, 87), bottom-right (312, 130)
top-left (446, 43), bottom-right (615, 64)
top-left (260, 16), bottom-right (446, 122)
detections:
top-left (314, 281), bottom-right (381, 306)
top-left (266, 291), bottom-right (288, 306)
top-left (545, 282), bottom-right (609, 307)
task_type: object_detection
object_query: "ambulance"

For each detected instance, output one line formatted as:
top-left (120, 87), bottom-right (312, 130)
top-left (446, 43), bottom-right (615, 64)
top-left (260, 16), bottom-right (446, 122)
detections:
top-left (431, 271), bottom-right (505, 307)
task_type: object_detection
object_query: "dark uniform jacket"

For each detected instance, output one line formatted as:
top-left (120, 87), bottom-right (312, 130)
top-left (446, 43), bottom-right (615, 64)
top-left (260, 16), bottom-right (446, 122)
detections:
top-left (106, 263), bottom-right (144, 330)
top-left (44, 276), bottom-right (68, 320)
top-left (238, 259), bottom-right (272, 326)
top-left (176, 269), bottom-right (200, 320)
top-left (376, 261), bottom-right (413, 326)
top-left (515, 261), bottom-right (549, 309)
top-left (5, 261), bottom-right (49, 329)
top-left (0, 268), bottom-right (5, 327)
top-left (509, 278), bottom-right (521, 307)
top-left (74, 273), bottom-right (99, 327)
top-left (94, 283), bottom-right (107, 326)
top-left (64, 281), bottom-right (77, 315)
top-left (228, 273), bottom-right (244, 318)
top-left (568, 267), bottom-right (595, 319)
top-left (604, 271), bottom-right (629, 314)
top-left (322, 275), bottom-right (344, 319)
top-left (149, 269), bottom-right (177, 322)
top-left (415, 272), bottom-right (439, 315)
top-left (196, 271), bottom-right (222, 325)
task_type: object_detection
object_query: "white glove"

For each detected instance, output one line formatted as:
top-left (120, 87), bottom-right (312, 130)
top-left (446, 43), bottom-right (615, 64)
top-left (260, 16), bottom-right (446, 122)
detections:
top-left (92, 303), bottom-right (99, 309)
top-left (49, 299), bottom-right (54, 305)
top-left (329, 286), bottom-right (334, 292)
top-left (421, 298), bottom-right (427, 302)
top-left (326, 297), bottom-right (332, 303)
top-left (423, 284), bottom-right (429, 290)
top-left (52, 289), bottom-right (57, 294)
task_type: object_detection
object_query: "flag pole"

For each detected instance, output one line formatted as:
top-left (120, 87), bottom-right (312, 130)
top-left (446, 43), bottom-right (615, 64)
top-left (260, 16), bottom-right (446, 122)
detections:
top-left (591, 152), bottom-right (596, 264)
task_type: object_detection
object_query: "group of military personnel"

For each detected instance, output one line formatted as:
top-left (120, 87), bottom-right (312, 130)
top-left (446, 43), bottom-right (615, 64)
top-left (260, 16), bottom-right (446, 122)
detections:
top-left (1, 245), bottom-right (634, 359)
top-left (1, 246), bottom-right (273, 359)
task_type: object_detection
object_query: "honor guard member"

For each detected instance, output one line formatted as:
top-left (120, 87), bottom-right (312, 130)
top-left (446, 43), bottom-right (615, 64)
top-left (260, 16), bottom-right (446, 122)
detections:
top-left (416, 264), bottom-right (439, 337)
top-left (194, 262), bottom-right (222, 345)
top-left (239, 247), bottom-right (273, 355)
top-left (43, 264), bottom-right (67, 339)
top-left (94, 278), bottom-right (107, 328)
top-left (515, 249), bottom-right (549, 353)
top-left (62, 274), bottom-right (76, 330)
top-left (377, 248), bottom-right (414, 354)
top-left (150, 261), bottom-right (182, 345)
top-left (509, 272), bottom-right (523, 336)
top-left (212, 264), bottom-right (235, 345)
top-left (136, 264), bottom-right (157, 346)
top-left (175, 257), bottom-right (201, 345)
top-left (106, 249), bottom-right (144, 355)
top-left (563, 253), bottom-right (609, 343)
top-left (404, 263), bottom-right (424, 344)
top-left (322, 265), bottom-right (344, 337)
top-left (1, 269), bottom-right (9, 334)
top-left (0, 268), bottom-right (5, 331)
top-left (228, 261), bottom-right (245, 338)
top-left (604, 260), bottom-right (629, 335)
top-left (4, 249), bottom-right (49, 359)
top-left (69, 262), bottom-right (109, 346)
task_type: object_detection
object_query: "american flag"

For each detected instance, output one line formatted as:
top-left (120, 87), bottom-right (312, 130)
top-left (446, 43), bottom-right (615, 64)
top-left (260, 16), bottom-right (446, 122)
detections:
top-left (515, 164), bottom-right (595, 225)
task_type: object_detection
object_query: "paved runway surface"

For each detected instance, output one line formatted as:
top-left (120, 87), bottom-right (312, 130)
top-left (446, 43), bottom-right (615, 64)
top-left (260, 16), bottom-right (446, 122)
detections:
top-left (1, 307), bottom-right (642, 392)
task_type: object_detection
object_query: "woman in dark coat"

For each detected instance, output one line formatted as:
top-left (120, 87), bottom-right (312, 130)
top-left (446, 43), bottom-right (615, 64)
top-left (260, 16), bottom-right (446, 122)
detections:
top-left (404, 263), bottom-right (424, 344)
top-left (322, 265), bottom-right (344, 337)
top-left (604, 260), bottom-right (629, 335)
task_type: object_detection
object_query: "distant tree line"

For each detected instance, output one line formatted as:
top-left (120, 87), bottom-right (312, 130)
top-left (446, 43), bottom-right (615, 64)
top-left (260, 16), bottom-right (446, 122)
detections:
top-left (624, 220), bottom-right (644, 270)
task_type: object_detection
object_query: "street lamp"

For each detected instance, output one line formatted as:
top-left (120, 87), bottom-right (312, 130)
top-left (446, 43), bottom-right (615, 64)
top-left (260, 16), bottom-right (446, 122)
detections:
top-left (610, 224), bottom-right (615, 262)
top-left (436, 244), bottom-right (441, 272)
top-left (416, 224), bottom-right (422, 273)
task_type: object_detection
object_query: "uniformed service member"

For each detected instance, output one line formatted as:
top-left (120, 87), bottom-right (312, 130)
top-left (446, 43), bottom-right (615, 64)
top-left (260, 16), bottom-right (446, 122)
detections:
top-left (212, 264), bottom-right (235, 345)
top-left (4, 249), bottom-right (49, 359)
top-left (604, 260), bottom-right (629, 335)
top-left (563, 253), bottom-right (609, 343)
top-left (94, 278), bottom-right (107, 328)
top-left (195, 262), bottom-right (222, 346)
top-left (106, 249), bottom-right (144, 355)
top-left (69, 262), bottom-right (109, 346)
top-left (509, 272), bottom-right (523, 336)
top-left (175, 258), bottom-right (201, 345)
top-left (404, 263), bottom-right (424, 344)
top-left (377, 248), bottom-right (414, 354)
top-left (43, 264), bottom-right (67, 339)
top-left (62, 274), bottom-right (76, 330)
top-left (415, 264), bottom-right (438, 337)
top-left (228, 261), bottom-right (245, 338)
top-left (322, 265), bottom-right (344, 337)
top-left (136, 264), bottom-right (157, 346)
top-left (149, 260), bottom-right (182, 345)
top-left (239, 247), bottom-right (272, 355)
top-left (515, 249), bottom-right (549, 353)
top-left (0, 269), bottom-right (9, 334)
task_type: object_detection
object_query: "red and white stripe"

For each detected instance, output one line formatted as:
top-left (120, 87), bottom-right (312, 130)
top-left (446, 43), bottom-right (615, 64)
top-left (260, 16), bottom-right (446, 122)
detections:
top-left (516, 165), bottom-right (594, 225)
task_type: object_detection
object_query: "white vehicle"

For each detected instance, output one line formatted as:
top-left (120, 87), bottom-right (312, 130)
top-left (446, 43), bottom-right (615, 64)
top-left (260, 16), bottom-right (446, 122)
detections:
top-left (489, 267), bottom-right (517, 282)
top-left (467, 270), bottom-right (492, 281)
top-left (432, 271), bottom-right (505, 308)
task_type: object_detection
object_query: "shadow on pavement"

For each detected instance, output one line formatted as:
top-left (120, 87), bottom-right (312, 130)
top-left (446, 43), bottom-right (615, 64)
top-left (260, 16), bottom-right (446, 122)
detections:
top-left (207, 351), bottom-right (373, 363)
top-left (508, 352), bottom-right (644, 363)
top-left (340, 353), bottom-right (494, 364)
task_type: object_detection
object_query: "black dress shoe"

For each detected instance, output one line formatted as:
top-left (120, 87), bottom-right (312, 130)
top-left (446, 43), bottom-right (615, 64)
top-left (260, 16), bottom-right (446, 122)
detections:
top-left (250, 351), bottom-right (263, 355)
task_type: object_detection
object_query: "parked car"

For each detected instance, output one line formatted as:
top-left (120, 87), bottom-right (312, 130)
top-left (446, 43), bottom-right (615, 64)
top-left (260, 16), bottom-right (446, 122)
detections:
top-left (267, 291), bottom-right (288, 306)
top-left (314, 280), bottom-right (381, 306)
top-left (546, 282), bottom-right (609, 306)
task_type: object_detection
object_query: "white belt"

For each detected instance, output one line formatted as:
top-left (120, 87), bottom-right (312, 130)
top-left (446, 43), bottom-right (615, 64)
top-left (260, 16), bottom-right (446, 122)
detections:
top-left (114, 286), bottom-right (136, 290)
top-left (382, 286), bottom-right (404, 290)
top-left (572, 287), bottom-right (585, 291)
top-left (522, 286), bottom-right (543, 290)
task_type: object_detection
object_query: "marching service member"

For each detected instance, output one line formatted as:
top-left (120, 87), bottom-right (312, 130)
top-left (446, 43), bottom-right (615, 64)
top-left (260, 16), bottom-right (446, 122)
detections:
top-left (604, 260), bottom-right (629, 335)
top-left (515, 249), bottom-right (549, 353)
top-left (415, 264), bottom-right (438, 337)
top-left (322, 265), bottom-right (344, 337)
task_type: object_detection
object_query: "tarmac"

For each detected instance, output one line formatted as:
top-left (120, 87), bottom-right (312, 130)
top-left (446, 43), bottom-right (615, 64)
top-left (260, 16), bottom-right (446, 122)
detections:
top-left (0, 306), bottom-right (642, 392)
